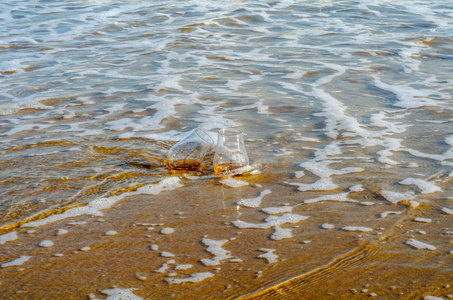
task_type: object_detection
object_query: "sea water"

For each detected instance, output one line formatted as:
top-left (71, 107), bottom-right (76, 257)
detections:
top-left (0, 0), bottom-right (452, 298)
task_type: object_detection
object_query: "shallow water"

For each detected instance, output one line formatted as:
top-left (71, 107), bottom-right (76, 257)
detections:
top-left (1, 0), bottom-right (452, 299)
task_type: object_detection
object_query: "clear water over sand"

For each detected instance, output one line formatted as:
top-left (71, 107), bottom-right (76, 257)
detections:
top-left (0, 0), bottom-right (452, 299)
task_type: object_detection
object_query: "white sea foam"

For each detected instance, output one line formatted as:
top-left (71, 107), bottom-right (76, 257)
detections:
top-left (380, 211), bottom-right (403, 218)
top-left (372, 75), bottom-right (444, 109)
top-left (405, 239), bottom-right (436, 251)
top-left (155, 260), bottom-right (176, 273)
top-left (291, 159), bottom-right (364, 192)
top-left (160, 228), bottom-right (175, 235)
top-left (295, 136), bottom-right (321, 143)
top-left (380, 190), bottom-right (415, 205)
top-left (408, 200), bottom-right (420, 208)
top-left (295, 171), bottom-right (305, 178)
top-left (100, 288), bottom-right (143, 300)
top-left (414, 218), bottom-right (432, 223)
top-left (200, 238), bottom-right (233, 266)
top-left (270, 226), bottom-right (293, 240)
top-left (38, 240), bottom-right (54, 248)
top-left (275, 148), bottom-right (294, 157)
top-left (136, 177), bottom-right (183, 195)
top-left (342, 226), bottom-right (373, 232)
top-left (441, 207), bottom-right (453, 215)
top-left (405, 136), bottom-right (453, 167)
top-left (399, 178), bottom-right (442, 194)
top-left (376, 138), bottom-right (404, 166)
top-left (174, 264), bottom-right (193, 271)
top-left (1, 256), bottom-right (32, 268)
top-left (161, 252), bottom-right (175, 258)
top-left (321, 223), bottom-right (335, 230)
top-left (220, 178), bottom-right (249, 188)
top-left (304, 192), bottom-right (356, 204)
top-left (257, 249), bottom-right (278, 264)
top-left (306, 66), bottom-right (369, 139)
top-left (166, 272), bottom-right (215, 285)
top-left (289, 177), bottom-right (338, 192)
top-left (238, 189), bottom-right (272, 208)
top-left (233, 214), bottom-right (309, 229)
top-left (424, 296), bottom-right (444, 300)
top-left (55, 229), bottom-right (68, 236)
top-left (226, 75), bottom-right (264, 92)
top-left (398, 1), bottom-right (453, 31)
top-left (21, 177), bottom-right (183, 228)
top-left (0, 232), bottom-right (18, 244)
top-left (359, 0), bottom-right (383, 16)
top-left (104, 231), bottom-right (118, 236)
top-left (261, 206), bottom-right (293, 215)
top-left (349, 185), bottom-right (364, 192)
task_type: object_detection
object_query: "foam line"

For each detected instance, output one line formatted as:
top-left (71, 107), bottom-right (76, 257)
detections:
top-left (21, 177), bottom-right (183, 228)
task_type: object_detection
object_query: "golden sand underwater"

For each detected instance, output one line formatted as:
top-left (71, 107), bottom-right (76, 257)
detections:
top-left (0, 138), bottom-right (452, 299)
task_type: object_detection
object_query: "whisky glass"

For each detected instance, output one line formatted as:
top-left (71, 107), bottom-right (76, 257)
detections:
top-left (166, 129), bottom-right (214, 172)
top-left (213, 128), bottom-right (249, 175)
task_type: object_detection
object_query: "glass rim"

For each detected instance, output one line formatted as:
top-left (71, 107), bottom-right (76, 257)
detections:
top-left (194, 128), bottom-right (214, 144)
top-left (217, 128), bottom-right (244, 137)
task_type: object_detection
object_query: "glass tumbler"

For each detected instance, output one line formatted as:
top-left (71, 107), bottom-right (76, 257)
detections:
top-left (213, 128), bottom-right (249, 174)
top-left (166, 129), bottom-right (214, 172)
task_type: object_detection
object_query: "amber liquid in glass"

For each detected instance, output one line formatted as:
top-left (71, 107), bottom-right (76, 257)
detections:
top-left (213, 163), bottom-right (244, 175)
top-left (166, 159), bottom-right (203, 171)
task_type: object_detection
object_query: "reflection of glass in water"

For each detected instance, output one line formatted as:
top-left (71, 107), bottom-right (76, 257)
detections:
top-left (166, 129), bottom-right (213, 172)
top-left (213, 128), bottom-right (249, 175)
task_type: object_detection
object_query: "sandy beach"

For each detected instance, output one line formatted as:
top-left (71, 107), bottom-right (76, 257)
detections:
top-left (1, 0), bottom-right (452, 298)
top-left (1, 149), bottom-right (452, 299)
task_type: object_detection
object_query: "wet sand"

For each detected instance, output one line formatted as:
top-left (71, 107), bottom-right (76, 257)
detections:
top-left (1, 0), bottom-right (453, 298)
top-left (1, 158), bottom-right (452, 299)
